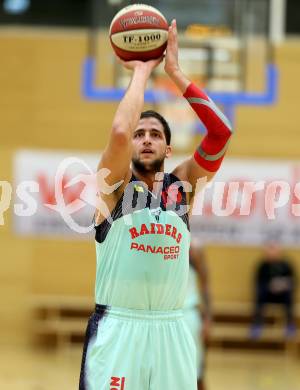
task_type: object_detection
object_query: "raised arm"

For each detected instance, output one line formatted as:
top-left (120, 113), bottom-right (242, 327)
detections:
top-left (98, 58), bottom-right (163, 187)
top-left (165, 20), bottom-right (233, 192)
top-left (95, 58), bottom-right (163, 224)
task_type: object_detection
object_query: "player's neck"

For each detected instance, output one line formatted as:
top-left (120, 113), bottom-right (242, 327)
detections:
top-left (132, 168), bottom-right (164, 191)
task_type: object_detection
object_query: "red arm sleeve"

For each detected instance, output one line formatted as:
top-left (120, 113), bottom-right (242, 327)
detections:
top-left (183, 82), bottom-right (233, 172)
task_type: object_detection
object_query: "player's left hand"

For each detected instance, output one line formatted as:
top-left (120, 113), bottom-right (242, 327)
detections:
top-left (164, 19), bottom-right (180, 75)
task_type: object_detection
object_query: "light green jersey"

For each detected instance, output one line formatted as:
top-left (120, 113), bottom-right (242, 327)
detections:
top-left (94, 174), bottom-right (191, 310)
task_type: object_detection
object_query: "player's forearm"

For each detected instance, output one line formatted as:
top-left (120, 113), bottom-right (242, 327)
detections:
top-left (112, 66), bottom-right (149, 137)
top-left (165, 67), bottom-right (191, 94)
top-left (184, 82), bottom-right (233, 172)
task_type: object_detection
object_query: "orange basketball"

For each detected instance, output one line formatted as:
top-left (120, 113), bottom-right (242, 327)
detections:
top-left (109, 4), bottom-right (169, 61)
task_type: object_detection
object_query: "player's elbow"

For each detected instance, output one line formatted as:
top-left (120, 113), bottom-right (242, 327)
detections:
top-left (111, 124), bottom-right (131, 145)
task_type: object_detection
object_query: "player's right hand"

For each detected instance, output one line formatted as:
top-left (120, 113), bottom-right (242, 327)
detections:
top-left (117, 56), bottom-right (164, 74)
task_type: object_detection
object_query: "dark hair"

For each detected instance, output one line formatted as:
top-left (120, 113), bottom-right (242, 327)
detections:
top-left (140, 110), bottom-right (171, 145)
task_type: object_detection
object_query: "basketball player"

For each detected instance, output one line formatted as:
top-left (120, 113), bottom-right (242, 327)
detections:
top-left (184, 243), bottom-right (212, 390)
top-left (79, 19), bottom-right (232, 390)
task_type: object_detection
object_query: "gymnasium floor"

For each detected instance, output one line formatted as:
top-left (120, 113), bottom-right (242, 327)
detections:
top-left (1, 346), bottom-right (299, 390)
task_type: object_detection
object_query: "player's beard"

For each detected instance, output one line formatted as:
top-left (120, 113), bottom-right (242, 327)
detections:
top-left (132, 155), bottom-right (164, 174)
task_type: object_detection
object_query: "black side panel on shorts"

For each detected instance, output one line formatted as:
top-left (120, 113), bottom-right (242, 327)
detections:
top-left (79, 305), bottom-right (107, 390)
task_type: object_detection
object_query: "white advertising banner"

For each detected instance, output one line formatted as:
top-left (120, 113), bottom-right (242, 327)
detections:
top-left (12, 150), bottom-right (300, 246)
top-left (189, 159), bottom-right (300, 247)
top-left (13, 150), bottom-right (98, 239)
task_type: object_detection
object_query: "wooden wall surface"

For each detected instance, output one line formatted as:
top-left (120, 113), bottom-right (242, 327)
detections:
top-left (0, 28), bottom-right (299, 345)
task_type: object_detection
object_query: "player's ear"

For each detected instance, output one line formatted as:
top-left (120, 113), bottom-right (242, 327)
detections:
top-left (165, 145), bottom-right (172, 158)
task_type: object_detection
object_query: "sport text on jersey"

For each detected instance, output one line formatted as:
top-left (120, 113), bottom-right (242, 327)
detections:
top-left (129, 222), bottom-right (182, 260)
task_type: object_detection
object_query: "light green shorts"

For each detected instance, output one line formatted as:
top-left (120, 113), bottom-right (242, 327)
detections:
top-left (183, 307), bottom-right (203, 379)
top-left (80, 305), bottom-right (197, 390)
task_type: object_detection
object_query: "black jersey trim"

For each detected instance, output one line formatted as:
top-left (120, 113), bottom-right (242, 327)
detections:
top-left (95, 173), bottom-right (190, 244)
